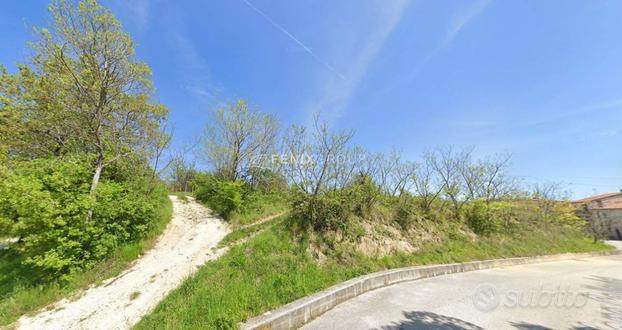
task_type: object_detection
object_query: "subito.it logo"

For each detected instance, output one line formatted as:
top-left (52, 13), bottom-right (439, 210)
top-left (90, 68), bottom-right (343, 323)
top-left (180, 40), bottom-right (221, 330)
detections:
top-left (472, 283), bottom-right (500, 312)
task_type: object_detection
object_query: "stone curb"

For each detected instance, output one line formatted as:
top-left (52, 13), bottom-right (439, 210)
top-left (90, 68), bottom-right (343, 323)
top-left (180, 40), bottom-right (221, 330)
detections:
top-left (240, 249), bottom-right (622, 330)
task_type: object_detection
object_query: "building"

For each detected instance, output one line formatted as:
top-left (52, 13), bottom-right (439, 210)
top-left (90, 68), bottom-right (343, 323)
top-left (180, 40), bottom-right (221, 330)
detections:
top-left (573, 191), bottom-right (622, 240)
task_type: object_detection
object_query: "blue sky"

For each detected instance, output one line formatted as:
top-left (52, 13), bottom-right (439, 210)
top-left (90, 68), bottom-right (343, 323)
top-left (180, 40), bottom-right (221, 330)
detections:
top-left (2, 0), bottom-right (621, 198)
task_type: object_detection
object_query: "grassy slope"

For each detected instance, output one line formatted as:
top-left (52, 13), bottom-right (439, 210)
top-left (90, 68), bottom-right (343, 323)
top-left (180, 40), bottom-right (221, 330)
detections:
top-left (136, 219), bottom-right (611, 329)
top-left (0, 194), bottom-right (173, 326)
top-left (230, 193), bottom-right (288, 227)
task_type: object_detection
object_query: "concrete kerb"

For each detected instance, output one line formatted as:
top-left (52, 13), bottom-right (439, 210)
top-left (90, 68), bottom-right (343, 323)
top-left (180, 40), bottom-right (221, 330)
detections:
top-left (239, 249), bottom-right (622, 330)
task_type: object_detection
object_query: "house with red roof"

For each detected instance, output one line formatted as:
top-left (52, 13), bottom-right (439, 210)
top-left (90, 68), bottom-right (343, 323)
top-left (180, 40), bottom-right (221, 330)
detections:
top-left (574, 191), bottom-right (622, 240)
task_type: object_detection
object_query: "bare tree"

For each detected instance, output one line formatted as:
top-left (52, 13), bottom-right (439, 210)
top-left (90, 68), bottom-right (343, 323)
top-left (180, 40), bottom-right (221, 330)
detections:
top-left (281, 114), bottom-right (354, 195)
top-left (530, 181), bottom-right (568, 220)
top-left (412, 154), bottom-right (446, 211)
top-left (331, 145), bottom-right (361, 190)
top-left (377, 150), bottom-right (417, 196)
top-left (354, 149), bottom-right (382, 180)
top-left (427, 146), bottom-right (471, 218)
top-left (458, 152), bottom-right (515, 203)
top-left (478, 153), bottom-right (516, 202)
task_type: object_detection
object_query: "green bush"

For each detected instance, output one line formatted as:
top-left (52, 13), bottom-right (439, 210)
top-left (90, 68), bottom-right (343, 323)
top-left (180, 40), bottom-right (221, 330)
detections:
top-left (345, 175), bottom-right (382, 218)
top-left (463, 200), bottom-right (518, 235)
top-left (211, 181), bottom-right (244, 218)
top-left (0, 157), bottom-right (166, 277)
top-left (194, 174), bottom-right (245, 219)
top-left (393, 195), bottom-right (419, 229)
top-left (290, 190), bottom-right (352, 232)
top-left (464, 200), bottom-right (494, 235)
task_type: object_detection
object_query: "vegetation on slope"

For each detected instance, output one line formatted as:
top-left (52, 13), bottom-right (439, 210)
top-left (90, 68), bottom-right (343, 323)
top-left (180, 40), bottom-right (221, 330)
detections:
top-left (148, 90), bottom-right (611, 329)
top-left (0, 189), bottom-right (171, 326)
top-left (0, 0), bottom-right (173, 325)
top-left (0, 1), bottom-right (610, 329)
top-left (137, 215), bottom-right (610, 329)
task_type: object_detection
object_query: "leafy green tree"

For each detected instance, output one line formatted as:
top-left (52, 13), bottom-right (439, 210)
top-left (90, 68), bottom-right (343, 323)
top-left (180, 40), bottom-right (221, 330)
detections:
top-left (202, 99), bottom-right (278, 181)
top-left (0, 66), bottom-right (23, 160)
top-left (0, 0), bottom-right (168, 196)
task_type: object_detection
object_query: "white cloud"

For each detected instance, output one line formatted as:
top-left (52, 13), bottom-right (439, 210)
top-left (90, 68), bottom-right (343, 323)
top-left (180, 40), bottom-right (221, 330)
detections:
top-left (159, 4), bottom-right (226, 109)
top-left (520, 97), bottom-right (622, 127)
top-left (443, 0), bottom-right (491, 47)
top-left (243, 0), bottom-right (345, 80)
top-left (307, 0), bottom-right (411, 123)
top-left (363, 0), bottom-right (492, 112)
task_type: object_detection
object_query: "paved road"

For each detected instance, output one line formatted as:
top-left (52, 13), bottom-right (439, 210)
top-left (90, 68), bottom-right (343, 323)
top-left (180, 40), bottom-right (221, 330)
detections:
top-left (303, 252), bottom-right (622, 330)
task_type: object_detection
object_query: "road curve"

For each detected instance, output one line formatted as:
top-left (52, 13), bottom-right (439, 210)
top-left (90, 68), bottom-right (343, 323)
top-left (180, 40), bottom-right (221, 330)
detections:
top-left (17, 196), bottom-right (230, 330)
top-left (302, 252), bottom-right (622, 330)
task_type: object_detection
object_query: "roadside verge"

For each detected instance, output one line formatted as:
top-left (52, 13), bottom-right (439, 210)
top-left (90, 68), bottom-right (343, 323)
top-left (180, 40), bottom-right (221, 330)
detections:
top-left (240, 249), bottom-right (622, 330)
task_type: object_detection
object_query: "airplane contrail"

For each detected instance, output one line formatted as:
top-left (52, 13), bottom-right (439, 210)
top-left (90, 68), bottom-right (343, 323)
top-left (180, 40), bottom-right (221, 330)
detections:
top-left (242, 0), bottom-right (345, 80)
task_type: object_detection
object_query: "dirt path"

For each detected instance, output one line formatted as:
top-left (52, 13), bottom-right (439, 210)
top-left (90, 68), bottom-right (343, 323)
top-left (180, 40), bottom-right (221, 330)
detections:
top-left (16, 196), bottom-right (230, 330)
top-left (238, 212), bottom-right (286, 230)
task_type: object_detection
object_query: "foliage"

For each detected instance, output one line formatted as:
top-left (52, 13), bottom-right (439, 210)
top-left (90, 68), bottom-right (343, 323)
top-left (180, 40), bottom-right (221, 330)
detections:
top-left (290, 189), bottom-right (353, 232)
top-left (463, 200), bottom-right (497, 235)
top-left (202, 99), bottom-right (278, 181)
top-left (230, 192), bottom-right (288, 226)
top-left (0, 0), bottom-right (168, 195)
top-left (0, 157), bottom-right (166, 277)
top-left (194, 174), bottom-right (245, 219)
top-left (0, 190), bottom-right (172, 326)
top-left (392, 195), bottom-right (420, 230)
top-left (346, 175), bottom-right (383, 218)
top-left (193, 171), bottom-right (288, 225)
top-left (247, 167), bottom-right (288, 194)
top-left (166, 156), bottom-right (198, 192)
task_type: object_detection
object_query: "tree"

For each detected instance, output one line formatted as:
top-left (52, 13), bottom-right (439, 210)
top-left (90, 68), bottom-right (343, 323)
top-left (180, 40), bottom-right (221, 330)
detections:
top-left (412, 154), bottom-right (445, 211)
top-left (20, 0), bottom-right (168, 197)
top-left (0, 66), bottom-right (24, 161)
top-left (281, 114), bottom-right (355, 195)
top-left (0, 64), bottom-right (75, 159)
top-left (531, 181), bottom-right (568, 220)
top-left (167, 155), bottom-right (198, 192)
top-left (377, 150), bottom-right (417, 196)
top-left (202, 99), bottom-right (278, 181)
top-left (427, 146), bottom-right (470, 218)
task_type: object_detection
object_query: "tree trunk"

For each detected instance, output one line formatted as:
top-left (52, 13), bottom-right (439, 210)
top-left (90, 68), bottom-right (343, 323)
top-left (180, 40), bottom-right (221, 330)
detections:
top-left (86, 156), bottom-right (104, 222)
top-left (90, 158), bottom-right (104, 194)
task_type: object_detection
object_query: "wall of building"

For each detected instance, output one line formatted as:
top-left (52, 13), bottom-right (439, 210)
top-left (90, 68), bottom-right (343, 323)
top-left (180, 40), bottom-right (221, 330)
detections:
top-left (589, 209), bottom-right (622, 240)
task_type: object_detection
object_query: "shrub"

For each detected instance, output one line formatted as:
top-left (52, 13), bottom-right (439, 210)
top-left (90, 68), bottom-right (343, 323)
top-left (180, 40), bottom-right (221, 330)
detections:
top-left (210, 181), bottom-right (244, 218)
top-left (346, 175), bottom-right (382, 218)
top-left (290, 190), bottom-right (352, 232)
top-left (0, 157), bottom-right (166, 277)
top-left (392, 195), bottom-right (419, 230)
top-left (464, 200), bottom-right (494, 235)
top-left (193, 172), bottom-right (218, 202)
top-left (463, 200), bottom-right (518, 235)
top-left (194, 174), bottom-right (245, 219)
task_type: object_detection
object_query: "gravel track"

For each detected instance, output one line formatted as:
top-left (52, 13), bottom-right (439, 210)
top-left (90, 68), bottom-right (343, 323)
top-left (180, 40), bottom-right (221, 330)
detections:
top-left (16, 196), bottom-right (230, 330)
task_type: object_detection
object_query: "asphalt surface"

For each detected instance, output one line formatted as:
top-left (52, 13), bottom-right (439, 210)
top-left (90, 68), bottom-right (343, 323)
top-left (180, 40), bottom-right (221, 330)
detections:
top-left (302, 248), bottom-right (622, 330)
